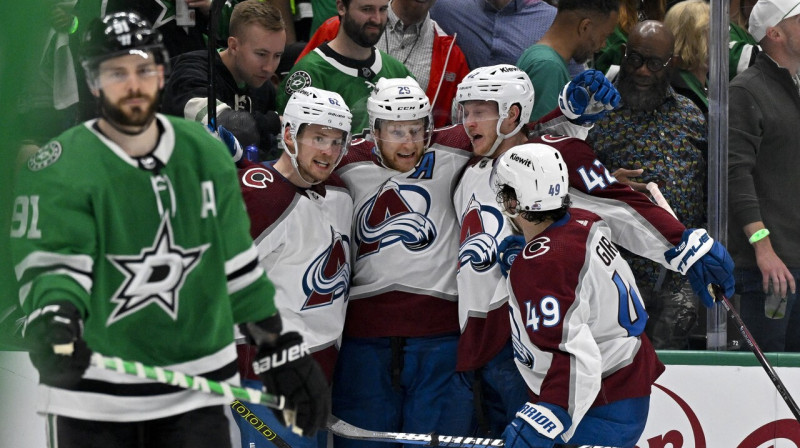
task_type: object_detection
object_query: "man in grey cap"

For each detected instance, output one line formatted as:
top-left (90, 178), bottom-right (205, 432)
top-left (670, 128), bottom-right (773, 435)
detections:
top-left (728, 0), bottom-right (800, 352)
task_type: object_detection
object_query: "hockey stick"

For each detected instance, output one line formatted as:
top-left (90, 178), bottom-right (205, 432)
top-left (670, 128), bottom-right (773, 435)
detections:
top-left (230, 399), bottom-right (293, 448)
top-left (645, 185), bottom-right (800, 423)
top-left (326, 414), bottom-right (504, 447)
top-left (88, 353), bottom-right (505, 447)
top-left (646, 182), bottom-right (676, 219)
top-left (89, 354), bottom-right (292, 448)
top-left (714, 289), bottom-right (800, 423)
top-left (207, 0), bottom-right (225, 130)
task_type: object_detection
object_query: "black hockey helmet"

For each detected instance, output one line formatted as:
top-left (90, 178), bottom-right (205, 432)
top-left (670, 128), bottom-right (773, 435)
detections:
top-left (80, 11), bottom-right (170, 87)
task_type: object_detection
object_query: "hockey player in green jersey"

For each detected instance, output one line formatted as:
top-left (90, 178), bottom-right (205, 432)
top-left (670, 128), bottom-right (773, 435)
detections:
top-left (11, 12), bottom-right (329, 448)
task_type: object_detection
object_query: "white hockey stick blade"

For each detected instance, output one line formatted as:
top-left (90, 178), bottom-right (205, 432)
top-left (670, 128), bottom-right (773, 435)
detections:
top-left (326, 415), bottom-right (505, 447)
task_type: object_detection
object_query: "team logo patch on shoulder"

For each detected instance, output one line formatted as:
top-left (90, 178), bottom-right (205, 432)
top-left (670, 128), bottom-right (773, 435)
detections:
top-left (285, 71), bottom-right (312, 95)
top-left (242, 166), bottom-right (274, 189)
top-left (522, 236), bottom-right (550, 260)
top-left (28, 141), bottom-right (62, 171)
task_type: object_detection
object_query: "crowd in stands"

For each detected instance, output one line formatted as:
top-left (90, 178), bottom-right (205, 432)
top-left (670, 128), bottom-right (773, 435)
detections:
top-left (11, 0), bottom-right (800, 446)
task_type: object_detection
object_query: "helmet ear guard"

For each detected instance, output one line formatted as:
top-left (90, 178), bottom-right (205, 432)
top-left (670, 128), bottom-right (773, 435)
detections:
top-left (281, 87), bottom-right (353, 184)
top-left (490, 143), bottom-right (569, 215)
top-left (80, 12), bottom-right (170, 90)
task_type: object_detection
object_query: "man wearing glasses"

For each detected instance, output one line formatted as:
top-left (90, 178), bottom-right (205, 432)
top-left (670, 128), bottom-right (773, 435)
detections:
top-left (587, 20), bottom-right (708, 350)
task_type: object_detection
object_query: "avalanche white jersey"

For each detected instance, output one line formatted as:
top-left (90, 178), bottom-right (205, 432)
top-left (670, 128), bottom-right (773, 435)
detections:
top-left (453, 155), bottom-right (516, 370)
top-left (335, 126), bottom-right (473, 337)
top-left (238, 161), bottom-right (353, 378)
top-left (507, 209), bottom-right (664, 441)
top-left (454, 132), bottom-right (688, 371)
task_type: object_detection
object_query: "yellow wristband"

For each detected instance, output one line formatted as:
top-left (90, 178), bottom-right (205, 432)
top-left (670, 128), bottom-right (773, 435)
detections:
top-left (749, 228), bottom-right (770, 244)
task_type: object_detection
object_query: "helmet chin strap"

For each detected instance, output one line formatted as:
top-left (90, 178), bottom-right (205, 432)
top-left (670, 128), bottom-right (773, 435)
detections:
top-left (286, 136), bottom-right (324, 186)
top-left (501, 208), bottom-right (522, 233)
top-left (485, 121), bottom-right (523, 158)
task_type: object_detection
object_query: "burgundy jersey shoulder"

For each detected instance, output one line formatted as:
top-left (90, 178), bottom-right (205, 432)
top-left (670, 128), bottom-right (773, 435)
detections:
top-left (339, 135), bottom-right (379, 170)
top-left (324, 171), bottom-right (349, 190)
top-left (237, 161), bottom-right (301, 239)
top-left (530, 134), bottom-right (686, 245)
top-left (430, 124), bottom-right (472, 152)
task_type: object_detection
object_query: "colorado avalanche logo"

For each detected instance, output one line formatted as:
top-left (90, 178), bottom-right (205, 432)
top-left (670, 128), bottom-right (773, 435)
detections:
top-left (458, 195), bottom-right (504, 272)
top-left (301, 228), bottom-right (350, 309)
top-left (355, 180), bottom-right (436, 259)
top-left (510, 307), bottom-right (535, 369)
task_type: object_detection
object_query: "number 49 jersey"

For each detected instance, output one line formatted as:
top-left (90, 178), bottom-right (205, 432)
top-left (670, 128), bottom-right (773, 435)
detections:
top-left (507, 208), bottom-right (664, 441)
top-left (454, 133), bottom-right (687, 372)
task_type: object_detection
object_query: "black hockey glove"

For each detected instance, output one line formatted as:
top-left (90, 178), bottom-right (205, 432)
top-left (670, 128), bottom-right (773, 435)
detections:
top-left (24, 301), bottom-right (91, 388)
top-left (253, 331), bottom-right (330, 436)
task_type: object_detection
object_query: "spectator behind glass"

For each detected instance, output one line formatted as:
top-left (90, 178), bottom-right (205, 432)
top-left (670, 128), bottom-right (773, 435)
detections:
top-left (429, 0), bottom-right (557, 69)
top-left (730, 0), bottom-right (761, 79)
top-left (161, 0), bottom-right (286, 160)
top-left (278, 0), bottom-right (413, 135)
top-left (665, 0), bottom-right (710, 116)
top-left (593, 0), bottom-right (667, 77)
top-left (588, 21), bottom-right (708, 349)
top-left (728, 0), bottom-right (800, 352)
top-left (311, 0), bottom-right (338, 36)
top-left (517, 0), bottom-right (620, 122)
top-left (294, 0), bottom-right (470, 127)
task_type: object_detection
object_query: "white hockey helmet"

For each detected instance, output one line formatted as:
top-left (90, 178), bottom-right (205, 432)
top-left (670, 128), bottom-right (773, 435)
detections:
top-left (490, 143), bottom-right (568, 215)
top-left (454, 64), bottom-right (535, 157)
top-left (368, 76), bottom-right (432, 128)
top-left (367, 77), bottom-right (433, 164)
top-left (282, 87), bottom-right (352, 183)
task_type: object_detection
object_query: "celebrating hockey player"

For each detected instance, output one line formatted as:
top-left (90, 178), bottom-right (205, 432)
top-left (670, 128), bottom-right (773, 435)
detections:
top-left (331, 72), bottom-right (623, 446)
top-left (11, 12), bottom-right (328, 447)
top-left (330, 76), bottom-right (473, 446)
top-left (491, 143), bottom-right (663, 447)
top-left (234, 87), bottom-right (353, 448)
top-left (451, 64), bottom-right (735, 437)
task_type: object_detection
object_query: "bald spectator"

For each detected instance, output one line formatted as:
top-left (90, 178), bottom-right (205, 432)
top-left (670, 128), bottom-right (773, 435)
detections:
top-left (588, 21), bottom-right (707, 349)
top-left (517, 0), bottom-right (619, 121)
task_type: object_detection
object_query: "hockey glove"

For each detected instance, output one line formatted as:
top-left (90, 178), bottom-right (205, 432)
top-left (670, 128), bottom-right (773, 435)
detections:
top-left (24, 301), bottom-right (91, 388)
top-left (502, 402), bottom-right (570, 448)
top-left (664, 228), bottom-right (735, 308)
top-left (558, 69), bottom-right (620, 125)
top-left (208, 122), bottom-right (244, 162)
top-left (253, 332), bottom-right (330, 436)
top-left (498, 235), bottom-right (526, 278)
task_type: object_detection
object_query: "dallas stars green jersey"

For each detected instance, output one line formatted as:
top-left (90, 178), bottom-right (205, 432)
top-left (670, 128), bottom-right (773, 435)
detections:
top-left (278, 44), bottom-right (414, 134)
top-left (11, 114), bottom-right (276, 421)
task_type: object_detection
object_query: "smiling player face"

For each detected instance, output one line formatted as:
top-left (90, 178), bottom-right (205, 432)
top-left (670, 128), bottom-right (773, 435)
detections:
top-left (374, 119), bottom-right (427, 172)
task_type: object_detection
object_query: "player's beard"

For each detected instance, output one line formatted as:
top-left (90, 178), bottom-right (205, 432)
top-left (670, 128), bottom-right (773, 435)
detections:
top-left (342, 13), bottom-right (384, 48)
top-left (99, 90), bottom-right (160, 129)
top-left (616, 68), bottom-right (671, 111)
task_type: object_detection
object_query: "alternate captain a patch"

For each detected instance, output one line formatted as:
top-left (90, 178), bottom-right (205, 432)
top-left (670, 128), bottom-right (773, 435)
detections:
top-left (285, 71), bottom-right (312, 96)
